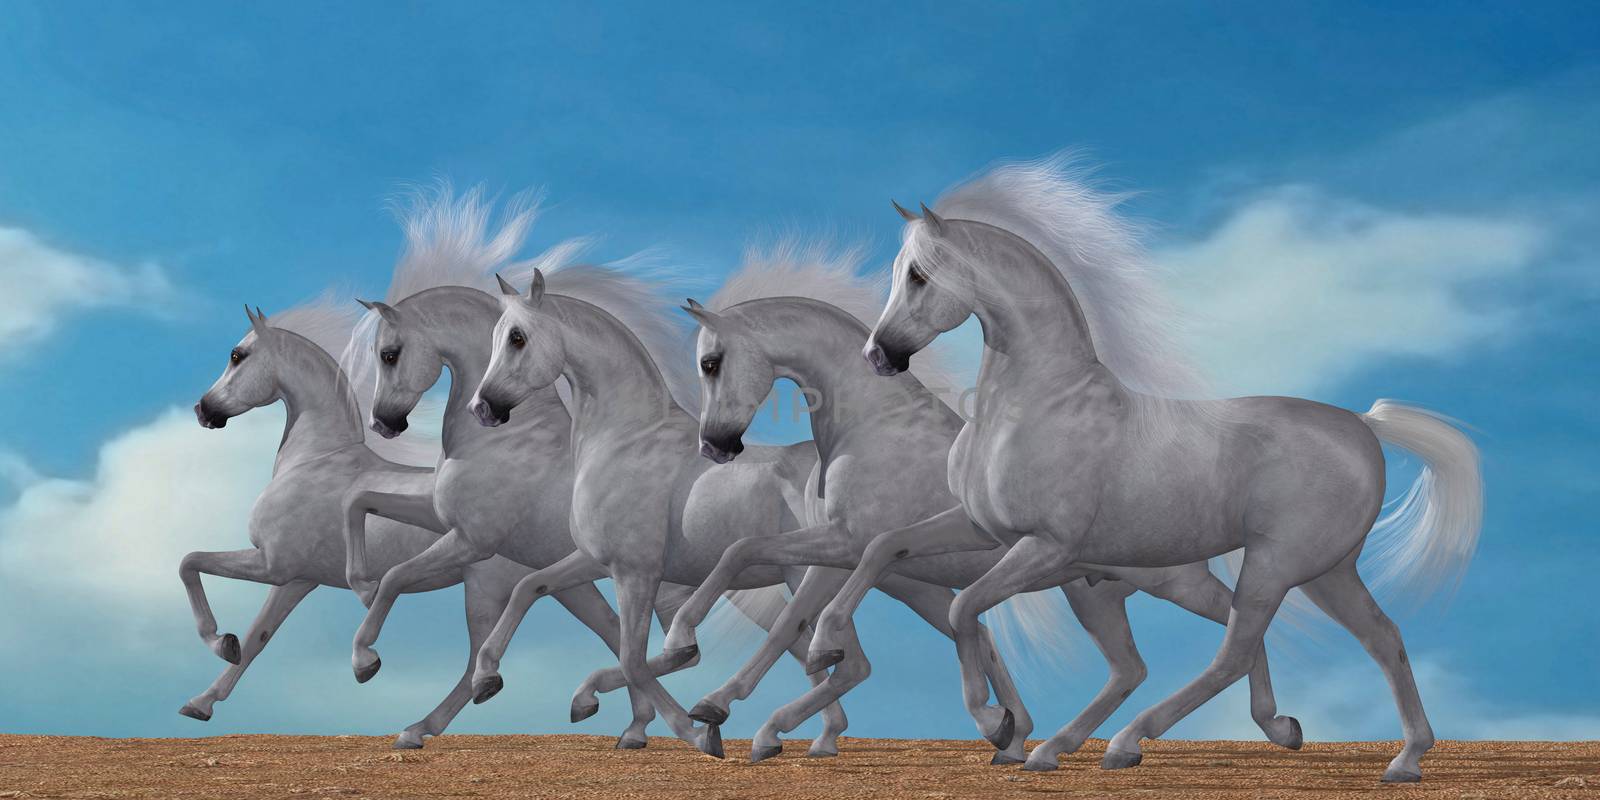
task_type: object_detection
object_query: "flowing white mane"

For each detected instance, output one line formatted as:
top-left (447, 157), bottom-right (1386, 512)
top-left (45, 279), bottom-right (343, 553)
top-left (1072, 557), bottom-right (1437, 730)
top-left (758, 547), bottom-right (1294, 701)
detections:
top-left (348, 183), bottom-right (699, 411)
top-left (710, 239), bottom-right (964, 405)
top-left (269, 294), bottom-right (440, 467)
top-left (926, 153), bottom-right (1207, 398)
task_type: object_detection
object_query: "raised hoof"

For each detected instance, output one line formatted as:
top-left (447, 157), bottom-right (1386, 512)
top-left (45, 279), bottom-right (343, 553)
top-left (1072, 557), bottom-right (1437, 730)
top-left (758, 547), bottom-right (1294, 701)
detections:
top-left (1023, 757), bottom-right (1059, 772)
top-left (178, 704), bottom-right (211, 722)
top-left (392, 733), bottom-right (425, 750)
top-left (805, 649), bottom-right (844, 675)
top-left (472, 674), bottom-right (504, 705)
top-left (983, 708), bottom-right (1016, 750)
top-left (570, 699), bottom-right (599, 723)
top-left (1382, 766), bottom-right (1422, 783)
top-left (688, 699), bottom-right (729, 726)
top-left (1101, 747), bottom-right (1143, 770)
top-left (698, 725), bottom-right (724, 759)
top-left (353, 656), bottom-right (381, 684)
top-left (662, 645), bottom-right (699, 669)
top-left (750, 743), bottom-right (782, 763)
top-left (615, 735), bottom-right (647, 750)
top-left (218, 633), bottom-right (241, 665)
top-left (990, 751), bottom-right (1025, 766)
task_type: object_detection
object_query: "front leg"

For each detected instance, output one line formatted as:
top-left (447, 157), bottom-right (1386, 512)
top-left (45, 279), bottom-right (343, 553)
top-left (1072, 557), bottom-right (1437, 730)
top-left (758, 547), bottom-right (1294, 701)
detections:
top-left (661, 520), bottom-right (857, 658)
top-left (470, 550), bottom-right (611, 704)
top-left (810, 507), bottom-right (996, 672)
top-left (351, 529), bottom-right (483, 682)
top-left (178, 548), bottom-right (277, 664)
top-left (180, 580), bottom-right (317, 721)
top-left (343, 487), bottom-right (443, 606)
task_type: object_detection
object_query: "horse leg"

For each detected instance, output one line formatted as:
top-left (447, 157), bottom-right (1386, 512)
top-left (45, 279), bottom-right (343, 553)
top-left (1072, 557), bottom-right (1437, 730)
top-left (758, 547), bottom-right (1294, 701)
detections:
top-left (811, 507), bottom-right (996, 671)
top-left (609, 569), bottom-right (721, 756)
top-left (343, 487), bottom-right (443, 605)
top-left (1102, 550), bottom-right (1291, 771)
top-left (471, 550), bottom-right (610, 703)
top-left (661, 522), bottom-right (857, 657)
top-left (552, 581), bottom-right (659, 750)
top-left (948, 536), bottom-right (1075, 750)
top-left (874, 574), bottom-right (1035, 764)
top-left (1128, 563), bottom-right (1302, 750)
top-left (1297, 556), bottom-right (1435, 782)
top-left (178, 548), bottom-right (276, 664)
top-left (392, 562), bottom-right (512, 749)
top-left (748, 568), bottom-right (868, 762)
top-left (351, 529), bottom-right (483, 682)
top-left (1021, 579), bottom-right (1145, 770)
top-left (179, 580), bottom-right (316, 721)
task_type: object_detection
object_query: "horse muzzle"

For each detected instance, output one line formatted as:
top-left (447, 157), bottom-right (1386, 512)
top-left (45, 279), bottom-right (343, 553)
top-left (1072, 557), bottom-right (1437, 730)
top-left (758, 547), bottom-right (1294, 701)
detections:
top-left (470, 395), bottom-right (512, 428)
top-left (863, 342), bottom-right (910, 377)
top-left (194, 400), bottom-right (230, 429)
top-left (699, 436), bottom-right (744, 464)
top-left (370, 413), bottom-right (409, 439)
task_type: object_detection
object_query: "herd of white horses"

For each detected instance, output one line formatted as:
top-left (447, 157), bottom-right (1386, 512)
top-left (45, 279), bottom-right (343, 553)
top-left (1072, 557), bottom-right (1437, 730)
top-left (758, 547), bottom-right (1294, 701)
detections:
top-left (181, 157), bottom-right (1482, 783)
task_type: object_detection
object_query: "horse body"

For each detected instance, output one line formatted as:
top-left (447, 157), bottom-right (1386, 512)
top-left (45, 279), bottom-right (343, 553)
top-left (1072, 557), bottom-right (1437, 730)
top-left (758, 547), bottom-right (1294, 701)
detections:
top-left (860, 159), bottom-right (1481, 781)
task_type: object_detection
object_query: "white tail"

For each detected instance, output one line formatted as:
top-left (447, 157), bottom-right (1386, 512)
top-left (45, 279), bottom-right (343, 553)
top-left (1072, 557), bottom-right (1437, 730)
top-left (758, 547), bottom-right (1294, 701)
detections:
top-left (1359, 399), bottom-right (1484, 600)
top-left (984, 588), bottom-right (1078, 674)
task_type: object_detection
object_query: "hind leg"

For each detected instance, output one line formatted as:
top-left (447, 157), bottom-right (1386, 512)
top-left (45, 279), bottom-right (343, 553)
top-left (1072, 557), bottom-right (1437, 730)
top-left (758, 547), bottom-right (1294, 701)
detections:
top-left (1023, 579), bottom-right (1145, 770)
top-left (180, 580), bottom-right (316, 721)
top-left (393, 564), bottom-right (511, 749)
top-left (1102, 549), bottom-right (1292, 770)
top-left (1298, 557), bottom-right (1434, 782)
top-left (1129, 563), bottom-right (1302, 750)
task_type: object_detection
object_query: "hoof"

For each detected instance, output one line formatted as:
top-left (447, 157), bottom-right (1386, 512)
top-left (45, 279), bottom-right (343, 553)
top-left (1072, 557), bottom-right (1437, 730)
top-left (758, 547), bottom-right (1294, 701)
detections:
top-left (1023, 756), bottom-right (1059, 772)
top-left (615, 735), bottom-right (647, 750)
top-left (1101, 747), bottom-right (1143, 770)
top-left (1271, 715), bottom-right (1304, 751)
top-left (688, 699), bottom-right (729, 726)
top-left (983, 707), bottom-right (1015, 750)
top-left (805, 649), bottom-right (844, 675)
top-left (1382, 766), bottom-right (1422, 783)
top-left (662, 644), bottom-right (699, 669)
top-left (178, 704), bottom-right (211, 722)
top-left (570, 699), bottom-right (599, 723)
top-left (750, 743), bottom-right (782, 763)
top-left (392, 733), bottom-right (425, 750)
top-left (698, 725), bottom-right (724, 759)
top-left (218, 633), bottom-right (241, 665)
top-left (353, 656), bottom-right (381, 684)
top-left (806, 744), bottom-right (838, 758)
top-left (991, 751), bottom-right (1025, 766)
top-left (472, 674), bottom-right (504, 705)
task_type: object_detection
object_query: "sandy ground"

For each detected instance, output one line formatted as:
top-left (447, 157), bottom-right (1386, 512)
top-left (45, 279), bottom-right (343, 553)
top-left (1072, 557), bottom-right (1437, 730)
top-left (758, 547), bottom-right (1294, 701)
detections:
top-left (1, 735), bottom-right (1596, 799)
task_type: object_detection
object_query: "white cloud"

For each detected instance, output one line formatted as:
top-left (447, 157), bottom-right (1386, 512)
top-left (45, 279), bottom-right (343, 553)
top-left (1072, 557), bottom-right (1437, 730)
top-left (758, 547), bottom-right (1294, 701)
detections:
top-left (1171, 653), bottom-right (1600, 742)
top-left (0, 226), bottom-right (178, 357)
top-left (1156, 188), bottom-right (1548, 397)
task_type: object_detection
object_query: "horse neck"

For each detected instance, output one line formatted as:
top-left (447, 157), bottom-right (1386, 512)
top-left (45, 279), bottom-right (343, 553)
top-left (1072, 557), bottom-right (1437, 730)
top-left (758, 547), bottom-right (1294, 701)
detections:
top-left (406, 287), bottom-right (570, 455)
top-left (741, 299), bottom-right (954, 453)
top-left (271, 331), bottom-right (365, 471)
top-left (966, 234), bottom-right (1104, 386)
top-left (547, 294), bottom-right (693, 442)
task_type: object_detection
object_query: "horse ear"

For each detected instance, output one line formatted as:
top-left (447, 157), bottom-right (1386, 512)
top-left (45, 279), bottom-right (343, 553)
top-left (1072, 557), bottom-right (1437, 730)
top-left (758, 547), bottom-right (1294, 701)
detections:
top-left (368, 301), bottom-right (401, 325)
top-left (356, 298), bottom-right (375, 311)
top-left (244, 303), bottom-right (269, 335)
top-left (919, 203), bottom-right (946, 235)
top-left (494, 273), bottom-right (520, 296)
top-left (680, 298), bottom-right (721, 330)
top-left (892, 200), bottom-right (920, 222)
top-left (524, 269), bottom-right (547, 307)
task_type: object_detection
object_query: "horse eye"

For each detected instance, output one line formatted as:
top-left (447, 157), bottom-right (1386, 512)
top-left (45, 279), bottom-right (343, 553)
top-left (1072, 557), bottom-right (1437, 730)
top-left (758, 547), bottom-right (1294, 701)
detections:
top-left (230, 349), bottom-right (247, 365)
top-left (907, 262), bottom-right (928, 286)
top-left (700, 356), bottom-right (721, 376)
top-left (509, 329), bottom-right (527, 349)
top-left (380, 348), bottom-right (400, 366)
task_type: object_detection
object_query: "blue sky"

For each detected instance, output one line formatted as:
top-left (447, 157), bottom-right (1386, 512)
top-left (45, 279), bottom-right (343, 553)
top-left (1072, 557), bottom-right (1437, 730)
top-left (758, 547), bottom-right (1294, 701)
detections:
top-left (1, 2), bottom-right (1596, 745)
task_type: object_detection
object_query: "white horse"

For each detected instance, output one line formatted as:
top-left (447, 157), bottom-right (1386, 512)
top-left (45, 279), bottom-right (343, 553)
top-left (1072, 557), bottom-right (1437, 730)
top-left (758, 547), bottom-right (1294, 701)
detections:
top-left (658, 246), bottom-right (1304, 762)
top-left (182, 300), bottom-right (535, 742)
top-left (342, 187), bottom-right (822, 752)
top-left (841, 157), bottom-right (1482, 781)
top-left (465, 271), bottom-right (852, 757)
top-left (340, 187), bottom-right (790, 748)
